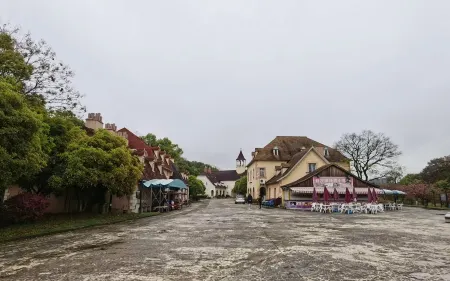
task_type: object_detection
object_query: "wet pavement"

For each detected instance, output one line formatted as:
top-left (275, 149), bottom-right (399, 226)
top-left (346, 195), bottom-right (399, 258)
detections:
top-left (1, 199), bottom-right (450, 281)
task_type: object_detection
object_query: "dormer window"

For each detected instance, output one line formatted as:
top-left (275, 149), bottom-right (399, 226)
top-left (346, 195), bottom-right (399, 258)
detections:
top-left (273, 146), bottom-right (279, 156)
top-left (324, 147), bottom-right (329, 157)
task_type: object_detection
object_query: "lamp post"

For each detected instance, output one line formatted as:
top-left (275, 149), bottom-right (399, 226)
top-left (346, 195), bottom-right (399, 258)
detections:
top-left (138, 180), bottom-right (144, 213)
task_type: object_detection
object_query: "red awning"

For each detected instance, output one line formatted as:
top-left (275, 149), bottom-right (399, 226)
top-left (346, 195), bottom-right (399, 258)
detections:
top-left (290, 187), bottom-right (382, 194)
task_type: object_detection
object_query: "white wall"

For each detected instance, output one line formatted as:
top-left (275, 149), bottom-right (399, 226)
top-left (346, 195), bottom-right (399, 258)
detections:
top-left (196, 176), bottom-right (238, 198)
top-left (197, 175), bottom-right (215, 197)
top-left (222, 181), bottom-right (236, 197)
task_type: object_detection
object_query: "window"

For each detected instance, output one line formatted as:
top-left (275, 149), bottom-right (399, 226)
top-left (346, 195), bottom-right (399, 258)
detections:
top-left (259, 168), bottom-right (266, 178)
top-left (273, 146), bottom-right (279, 156)
top-left (274, 187), bottom-right (277, 197)
top-left (308, 163), bottom-right (316, 173)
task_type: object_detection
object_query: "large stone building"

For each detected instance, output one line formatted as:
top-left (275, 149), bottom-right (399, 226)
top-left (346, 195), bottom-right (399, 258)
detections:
top-left (197, 150), bottom-right (246, 197)
top-left (247, 136), bottom-right (350, 200)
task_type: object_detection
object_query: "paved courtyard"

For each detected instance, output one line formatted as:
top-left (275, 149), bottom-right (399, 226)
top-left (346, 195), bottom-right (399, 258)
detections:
top-left (0, 199), bottom-right (449, 281)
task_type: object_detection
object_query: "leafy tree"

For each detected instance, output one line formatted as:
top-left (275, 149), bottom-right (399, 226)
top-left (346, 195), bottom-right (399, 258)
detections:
top-left (49, 129), bottom-right (143, 211)
top-left (420, 156), bottom-right (450, 184)
top-left (335, 130), bottom-right (401, 181)
top-left (141, 133), bottom-right (157, 147)
top-left (18, 111), bottom-right (85, 194)
top-left (0, 33), bottom-right (33, 84)
top-left (434, 179), bottom-right (450, 206)
top-left (232, 176), bottom-right (247, 195)
top-left (1, 24), bottom-right (85, 114)
top-left (399, 173), bottom-right (422, 185)
top-left (0, 80), bottom-right (51, 194)
top-left (0, 33), bottom-right (51, 196)
top-left (141, 133), bottom-right (183, 161)
top-left (176, 157), bottom-right (218, 176)
top-left (187, 175), bottom-right (205, 200)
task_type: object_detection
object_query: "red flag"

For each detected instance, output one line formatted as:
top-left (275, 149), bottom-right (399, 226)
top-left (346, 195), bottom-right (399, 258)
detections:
top-left (313, 187), bottom-right (318, 202)
top-left (324, 187), bottom-right (330, 203)
top-left (333, 188), bottom-right (339, 201)
top-left (368, 188), bottom-right (373, 203)
top-left (345, 188), bottom-right (351, 203)
top-left (372, 188), bottom-right (378, 202)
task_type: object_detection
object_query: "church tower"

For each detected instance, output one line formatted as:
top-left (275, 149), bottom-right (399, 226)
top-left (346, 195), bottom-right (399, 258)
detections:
top-left (236, 149), bottom-right (246, 175)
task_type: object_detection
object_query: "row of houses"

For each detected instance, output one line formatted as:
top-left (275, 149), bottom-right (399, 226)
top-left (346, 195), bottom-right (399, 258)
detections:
top-left (3, 113), bottom-right (189, 214)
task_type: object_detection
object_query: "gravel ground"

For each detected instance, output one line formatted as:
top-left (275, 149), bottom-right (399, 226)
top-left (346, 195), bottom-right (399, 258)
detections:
top-left (0, 199), bottom-right (449, 281)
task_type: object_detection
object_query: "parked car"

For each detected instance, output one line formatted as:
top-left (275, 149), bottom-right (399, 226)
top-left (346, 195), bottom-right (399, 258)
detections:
top-left (235, 195), bottom-right (245, 204)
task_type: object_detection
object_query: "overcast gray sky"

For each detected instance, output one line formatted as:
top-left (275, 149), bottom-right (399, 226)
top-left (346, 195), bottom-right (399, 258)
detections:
top-left (2, 1), bottom-right (450, 173)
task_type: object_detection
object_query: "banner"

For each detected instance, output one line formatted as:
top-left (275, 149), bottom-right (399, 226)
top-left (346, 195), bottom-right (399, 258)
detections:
top-left (313, 177), bottom-right (353, 189)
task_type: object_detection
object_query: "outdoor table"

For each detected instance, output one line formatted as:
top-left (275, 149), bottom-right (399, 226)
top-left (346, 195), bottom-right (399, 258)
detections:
top-left (322, 205), bottom-right (332, 213)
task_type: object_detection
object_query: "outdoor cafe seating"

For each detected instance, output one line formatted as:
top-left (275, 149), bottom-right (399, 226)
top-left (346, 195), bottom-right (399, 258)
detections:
top-left (309, 186), bottom-right (404, 215)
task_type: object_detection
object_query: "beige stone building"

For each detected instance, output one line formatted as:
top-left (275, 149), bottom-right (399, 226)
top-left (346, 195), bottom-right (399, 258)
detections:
top-left (246, 136), bottom-right (350, 201)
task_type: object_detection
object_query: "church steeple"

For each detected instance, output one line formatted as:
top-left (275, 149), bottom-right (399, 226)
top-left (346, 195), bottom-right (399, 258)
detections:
top-left (236, 149), bottom-right (246, 174)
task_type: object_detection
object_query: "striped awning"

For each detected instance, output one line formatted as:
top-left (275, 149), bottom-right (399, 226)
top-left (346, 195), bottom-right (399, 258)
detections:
top-left (290, 187), bottom-right (383, 194)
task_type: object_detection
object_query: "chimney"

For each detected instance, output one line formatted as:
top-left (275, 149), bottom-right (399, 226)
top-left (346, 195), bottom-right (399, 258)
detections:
top-left (208, 167), bottom-right (212, 174)
top-left (204, 166), bottom-right (208, 174)
top-left (105, 123), bottom-right (117, 132)
top-left (85, 112), bottom-right (104, 130)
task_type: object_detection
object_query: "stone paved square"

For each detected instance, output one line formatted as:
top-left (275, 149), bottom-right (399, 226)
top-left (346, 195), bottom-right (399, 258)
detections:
top-left (1, 200), bottom-right (449, 281)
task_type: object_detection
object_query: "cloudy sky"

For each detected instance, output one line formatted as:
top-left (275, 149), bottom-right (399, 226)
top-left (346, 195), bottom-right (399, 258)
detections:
top-left (2, 1), bottom-right (450, 172)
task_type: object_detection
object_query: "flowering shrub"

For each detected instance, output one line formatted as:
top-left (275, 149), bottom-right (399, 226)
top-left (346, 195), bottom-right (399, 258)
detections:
top-left (2, 193), bottom-right (49, 225)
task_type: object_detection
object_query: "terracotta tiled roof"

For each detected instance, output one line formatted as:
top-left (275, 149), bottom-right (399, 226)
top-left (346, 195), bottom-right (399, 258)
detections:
top-left (117, 128), bottom-right (155, 158)
top-left (247, 136), bottom-right (348, 166)
top-left (281, 164), bottom-right (379, 189)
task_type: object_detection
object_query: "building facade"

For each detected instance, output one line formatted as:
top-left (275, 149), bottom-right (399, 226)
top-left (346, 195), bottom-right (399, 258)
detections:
top-left (197, 150), bottom-right (246, 198)
top-left (247, 136), bottom-right (351, 200)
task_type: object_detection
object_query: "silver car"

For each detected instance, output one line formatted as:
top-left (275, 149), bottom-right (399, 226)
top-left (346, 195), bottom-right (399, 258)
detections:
top-left (235, 195), bottom-right (245, 204)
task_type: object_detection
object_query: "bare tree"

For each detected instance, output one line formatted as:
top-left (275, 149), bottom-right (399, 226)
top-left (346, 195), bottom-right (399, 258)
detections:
top-left (334, 130), bottom-right (402, 181)
top-left (1, 24), bottom-right (85, 115)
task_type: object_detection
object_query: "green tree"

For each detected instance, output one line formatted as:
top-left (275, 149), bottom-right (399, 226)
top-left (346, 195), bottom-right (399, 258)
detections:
top-left (0, 32), bottom-right (51, 196)
top-left (232, 176), bottom-right (247, 195)
top-left (420, 156), bottom-right (450, 184)
top-left (0, 80), bottom-right (50, 194)
top-left (399, 173), bottom-right (422, 185)
top-left (141, 133), bottom-right (157, 147)
top-left (18, 111), bottom-right (85, 194)
top-left (187, 175), bottom-right (205, 200)
top-left (1, 24), bottom-right (85, 114)
top-left (0, 33), bottom-right (33, 84)
top-left (435, 179), bottom-right (450, 207)
top-left (49, 129), bottom-right (143, 212)
top-left (141, 133), bottom-right (183, 161)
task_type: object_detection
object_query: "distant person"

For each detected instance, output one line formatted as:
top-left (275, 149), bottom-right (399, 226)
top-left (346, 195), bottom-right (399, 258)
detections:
top-left (247, 194), bottom-right (253, 209)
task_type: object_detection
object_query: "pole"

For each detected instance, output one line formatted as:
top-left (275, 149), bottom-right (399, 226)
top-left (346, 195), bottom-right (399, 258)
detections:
top-left (139, 186), bottom-right (143, 213)
top-left (150, 187), bottom-right (153, 212)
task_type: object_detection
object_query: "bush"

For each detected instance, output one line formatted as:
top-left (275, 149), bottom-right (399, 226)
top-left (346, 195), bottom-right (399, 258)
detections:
top-left (1, 193), bottom-right (49, 225)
